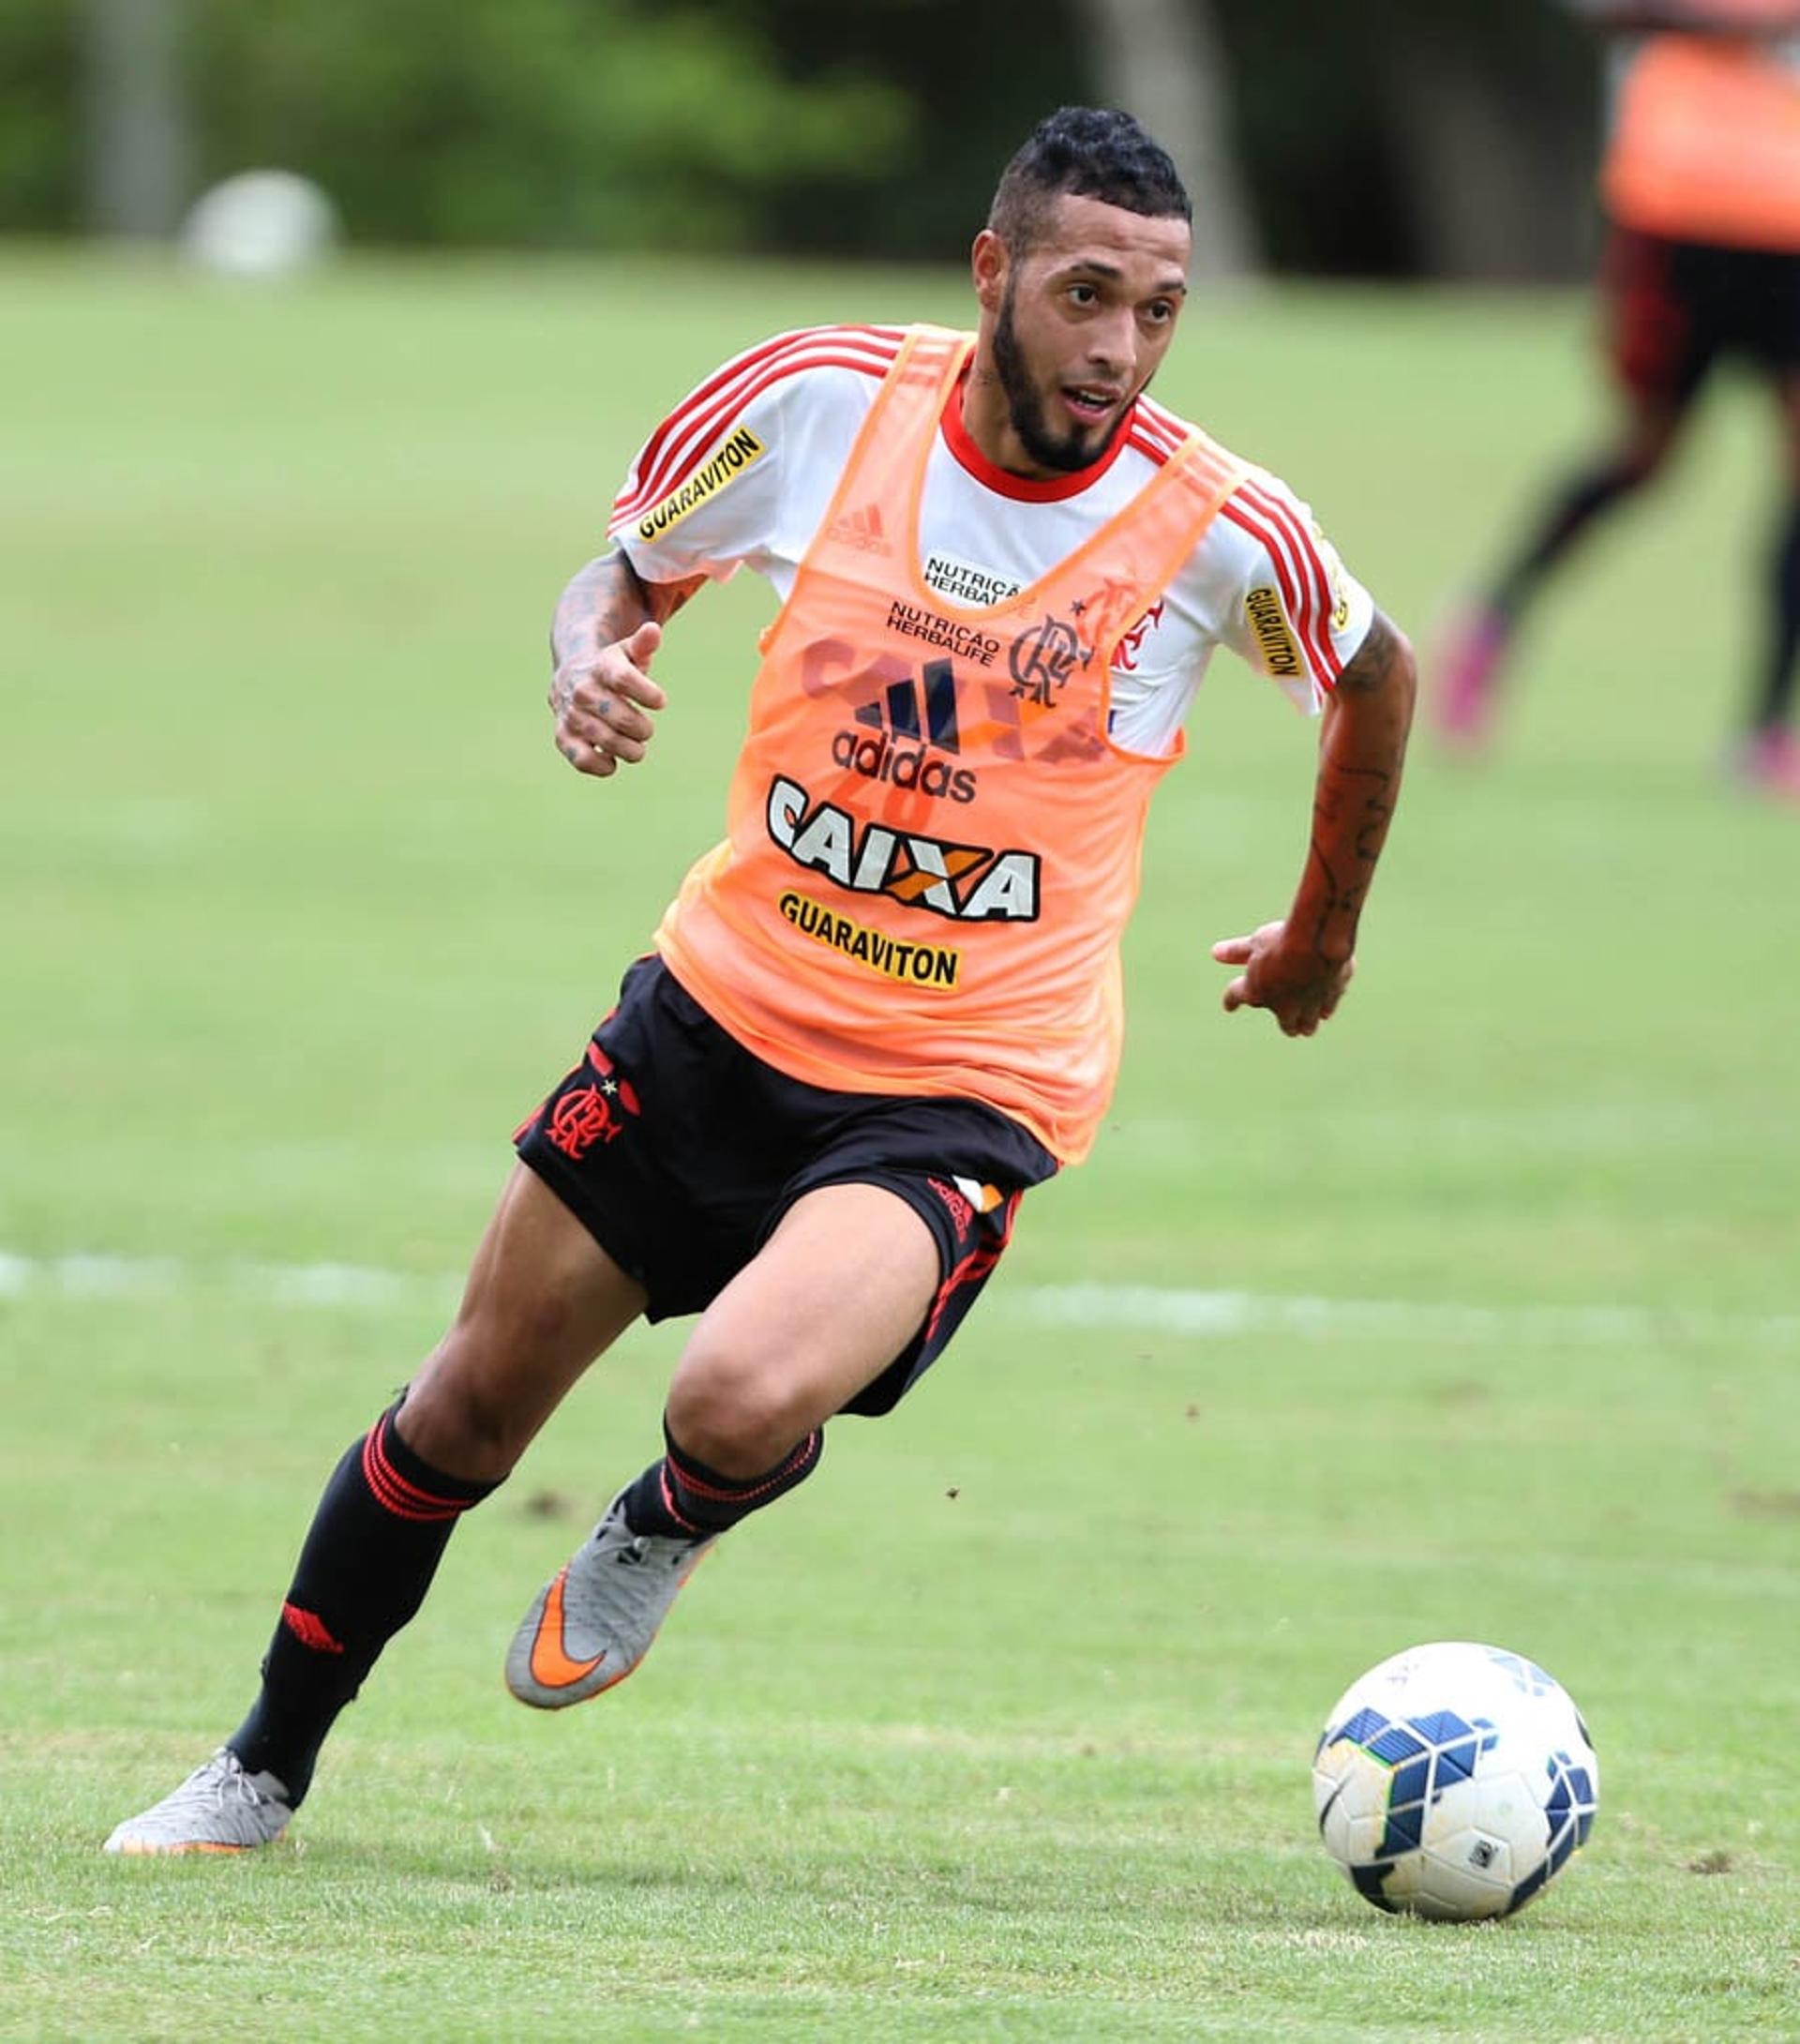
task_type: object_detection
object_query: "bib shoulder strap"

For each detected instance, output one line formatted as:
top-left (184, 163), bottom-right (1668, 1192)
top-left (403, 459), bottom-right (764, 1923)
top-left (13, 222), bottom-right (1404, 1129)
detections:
top-left (1165, 425), bottom-right (1252, 525)
top-left (877, 323), bottom-right (972, 409)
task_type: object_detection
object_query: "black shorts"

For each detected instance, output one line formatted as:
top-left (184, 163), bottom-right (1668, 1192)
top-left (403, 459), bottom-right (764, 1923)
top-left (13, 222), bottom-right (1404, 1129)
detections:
top-left (1603, 223), bottom-right (1800, 405)
top-left (514, 955), bottom-right (1058, 1417)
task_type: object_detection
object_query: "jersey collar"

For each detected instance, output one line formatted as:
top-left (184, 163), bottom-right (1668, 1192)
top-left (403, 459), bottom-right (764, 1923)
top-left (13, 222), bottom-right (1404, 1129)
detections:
top-left (939, 366), bottom-right (1134, 503)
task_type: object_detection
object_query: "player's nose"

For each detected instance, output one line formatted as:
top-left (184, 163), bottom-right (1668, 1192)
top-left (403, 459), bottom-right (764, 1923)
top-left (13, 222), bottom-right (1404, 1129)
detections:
top-left (1084, 311), bottom-right (1133, 378)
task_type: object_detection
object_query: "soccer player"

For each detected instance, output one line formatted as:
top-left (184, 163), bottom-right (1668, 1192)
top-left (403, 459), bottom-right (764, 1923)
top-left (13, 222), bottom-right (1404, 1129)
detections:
top-left (1437, 0), bottom-right (1800, 798)
top-left (106, 107), bottom-right (1416, 1854)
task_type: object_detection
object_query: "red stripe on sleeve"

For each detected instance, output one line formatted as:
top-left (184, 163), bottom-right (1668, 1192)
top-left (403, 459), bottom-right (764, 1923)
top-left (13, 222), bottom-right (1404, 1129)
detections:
top-left (614, 332), bottom-right (902, 520)
top-left (1220, 496), bottom-right (1305, 643)
top-left (610, 326), bottom-right (904, 530)
top-left (1221, 496), bottom-right (1338, 686)
top-left (1124, 430), bottom-right (1175, 469)
top-left (613, 327), bottom-right (836, 519)
top-left (1132, 395), bottom-right (1191, 447)
top-left (1237, 479), bottom-right (1341, 682)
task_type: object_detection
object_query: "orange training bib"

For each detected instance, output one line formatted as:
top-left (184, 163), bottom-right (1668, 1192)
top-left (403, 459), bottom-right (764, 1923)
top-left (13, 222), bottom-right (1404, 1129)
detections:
top-left (1604, 36), bottom-right (1800, 251)
top-left (653, 326), bottom-right (1246, 1163)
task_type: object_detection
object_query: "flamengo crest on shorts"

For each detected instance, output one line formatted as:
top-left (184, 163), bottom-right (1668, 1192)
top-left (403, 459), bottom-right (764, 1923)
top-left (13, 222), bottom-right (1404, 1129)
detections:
top-left (544, 1042), bottom-right (642, 1161)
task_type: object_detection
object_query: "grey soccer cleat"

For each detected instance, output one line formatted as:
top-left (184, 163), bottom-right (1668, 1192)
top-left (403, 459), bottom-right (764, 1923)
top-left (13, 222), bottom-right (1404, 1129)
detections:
top-left (505, 1490), bottom-right (713, 1709)
top-left (104, 1749), bottom-right (292, 1855)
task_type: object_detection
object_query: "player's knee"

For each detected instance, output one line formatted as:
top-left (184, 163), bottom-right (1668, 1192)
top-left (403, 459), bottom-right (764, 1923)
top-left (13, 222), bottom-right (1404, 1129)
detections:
top-left (398, 1379), bottom-right (528, 1480)
top-left (665, 1344), bottom-right (810, 1478)
top-left (400, 1329), bottom-right (541, 1479)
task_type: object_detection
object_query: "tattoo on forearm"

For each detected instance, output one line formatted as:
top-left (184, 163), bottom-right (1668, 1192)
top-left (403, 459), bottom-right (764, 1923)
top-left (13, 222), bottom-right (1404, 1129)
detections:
top-left (1303, 837), bottom-right (1352, 946)
top-left (1322, 764), bottom-right (1397, 862)
top-left (1298, 609), bottom-right (1414, 947)
top-left (549, 549), bottom-right (700, 671)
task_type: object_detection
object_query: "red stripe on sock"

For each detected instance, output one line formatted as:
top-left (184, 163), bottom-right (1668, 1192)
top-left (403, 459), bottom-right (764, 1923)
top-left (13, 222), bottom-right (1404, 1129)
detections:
top-left (360, 1423), bottom-right (467, 1524)
top-left (666, 1432), bottom-right (818, 1508)
top-left (658, 1466), bottom-right (707, 1536)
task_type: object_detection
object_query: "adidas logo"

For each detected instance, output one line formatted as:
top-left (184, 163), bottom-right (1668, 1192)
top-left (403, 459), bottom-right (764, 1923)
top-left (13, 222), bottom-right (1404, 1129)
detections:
top-left (863, 665), bottom-right (960, 751)
top-left (827, 503), bottom-right (889, 554)
top-left (832, 667), bottom-right (978, 804)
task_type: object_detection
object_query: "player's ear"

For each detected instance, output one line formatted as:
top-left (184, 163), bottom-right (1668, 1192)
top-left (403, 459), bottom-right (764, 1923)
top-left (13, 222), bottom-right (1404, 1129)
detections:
top-left (971, 229), bottom-right (1007, 314)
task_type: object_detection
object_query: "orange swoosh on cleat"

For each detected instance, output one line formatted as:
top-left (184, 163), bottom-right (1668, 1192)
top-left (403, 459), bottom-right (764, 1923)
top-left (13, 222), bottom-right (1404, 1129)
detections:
top-left (527, 1568), bottom-right (606, 1689)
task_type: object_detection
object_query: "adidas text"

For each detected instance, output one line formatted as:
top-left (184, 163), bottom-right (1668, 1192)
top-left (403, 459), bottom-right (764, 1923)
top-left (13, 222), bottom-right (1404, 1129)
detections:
top-left (832, 729), bottom-right (978, 804)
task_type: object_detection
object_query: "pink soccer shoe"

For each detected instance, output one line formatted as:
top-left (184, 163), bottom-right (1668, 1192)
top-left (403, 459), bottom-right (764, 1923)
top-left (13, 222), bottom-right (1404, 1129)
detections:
top-left (1735, 726), bottom-right (1800, 804)
top-left (1433, 605), bottom-right (1513, 752)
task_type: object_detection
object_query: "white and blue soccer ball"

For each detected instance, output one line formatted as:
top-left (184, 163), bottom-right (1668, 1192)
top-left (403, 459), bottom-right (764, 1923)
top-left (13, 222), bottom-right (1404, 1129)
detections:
top-left (1313, 1640), bottom-right (1598, 1921)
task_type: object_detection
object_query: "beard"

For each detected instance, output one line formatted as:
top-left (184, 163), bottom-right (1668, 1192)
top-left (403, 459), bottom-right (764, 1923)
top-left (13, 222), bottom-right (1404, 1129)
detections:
top-left (991, 280), bottom-right (1133, 475)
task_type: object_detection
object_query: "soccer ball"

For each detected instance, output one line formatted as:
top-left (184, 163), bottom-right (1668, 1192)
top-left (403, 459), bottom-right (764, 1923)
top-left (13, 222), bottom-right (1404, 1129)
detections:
top-left (1312, 1640), bottom-right (1598, 1920)
top-left (181, 172), bottom-right (339, 281)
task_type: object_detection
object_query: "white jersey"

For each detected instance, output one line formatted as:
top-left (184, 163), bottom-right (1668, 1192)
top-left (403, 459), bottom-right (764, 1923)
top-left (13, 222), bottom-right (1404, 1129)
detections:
top-left (608, 325), bottom-right (1373, 756)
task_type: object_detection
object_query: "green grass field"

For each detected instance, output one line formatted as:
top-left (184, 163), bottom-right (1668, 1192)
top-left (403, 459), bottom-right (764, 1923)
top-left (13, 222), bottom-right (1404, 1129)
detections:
top-left (3, 247), bottom-right (1797, 2041)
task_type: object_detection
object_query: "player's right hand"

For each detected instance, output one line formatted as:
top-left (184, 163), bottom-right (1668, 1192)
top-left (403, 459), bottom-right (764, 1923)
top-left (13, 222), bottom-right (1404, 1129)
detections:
top-left (549, 619), bottom-right (668, 778)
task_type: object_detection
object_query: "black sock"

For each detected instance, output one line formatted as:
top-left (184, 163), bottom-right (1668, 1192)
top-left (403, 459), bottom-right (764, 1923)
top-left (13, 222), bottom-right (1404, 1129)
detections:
top-left (1492, 458), bottom-right (1649, 619)
top-left (1753, 496), bottom-right (1800, 733)
top-left (227, 1402), bottom-right (497, 1805)
top-left (619, 1419), bottom-right (823, 1538)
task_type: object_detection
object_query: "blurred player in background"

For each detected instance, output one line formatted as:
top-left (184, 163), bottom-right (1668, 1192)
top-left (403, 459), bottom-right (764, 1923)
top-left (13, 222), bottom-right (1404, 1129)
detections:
top-left (1437, 0), bottom-right (1800, 799)
top-left (107, 108), bottom-right (1416, 1854)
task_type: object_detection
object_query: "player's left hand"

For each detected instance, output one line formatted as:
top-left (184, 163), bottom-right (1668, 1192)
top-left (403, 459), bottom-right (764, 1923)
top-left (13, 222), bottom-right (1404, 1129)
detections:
top-left (1211, 920), bottom-right (1354, 1038)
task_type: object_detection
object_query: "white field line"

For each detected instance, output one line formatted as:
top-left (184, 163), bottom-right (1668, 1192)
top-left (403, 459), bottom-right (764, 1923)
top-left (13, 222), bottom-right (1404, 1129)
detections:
top-left (1, 1247), bottom-right (1797, 1348)
top-left (1019, 1283), bottom-right (1800, 1349)
top-left (0, 1250), bottom-right (453, 1312)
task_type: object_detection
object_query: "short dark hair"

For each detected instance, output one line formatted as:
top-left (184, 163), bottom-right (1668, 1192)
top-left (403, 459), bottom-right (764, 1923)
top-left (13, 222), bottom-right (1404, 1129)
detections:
top-left (987, 107), bottom-right (1191, 255)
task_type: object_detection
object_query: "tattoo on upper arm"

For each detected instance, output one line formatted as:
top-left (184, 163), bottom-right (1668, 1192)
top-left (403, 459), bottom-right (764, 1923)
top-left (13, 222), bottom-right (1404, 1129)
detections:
top-left (1332, 609), bottom-right (1404, 697)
